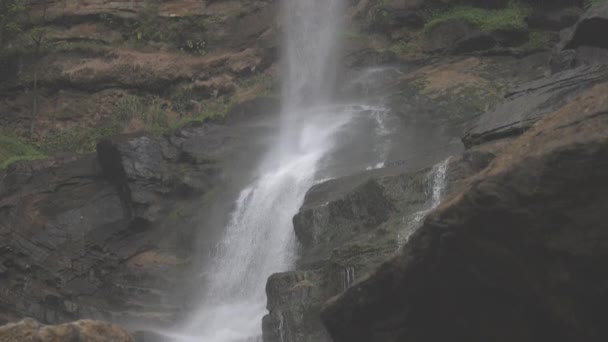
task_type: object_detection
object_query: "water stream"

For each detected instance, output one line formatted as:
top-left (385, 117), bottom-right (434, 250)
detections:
top-left (171, 0), bottom-right (348, 341)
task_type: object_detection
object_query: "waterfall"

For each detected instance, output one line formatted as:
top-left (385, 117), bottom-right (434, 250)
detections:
top-left (343, 266), bottom-right (356, 290)
top-left (171, 0), bottom-right (348, 341)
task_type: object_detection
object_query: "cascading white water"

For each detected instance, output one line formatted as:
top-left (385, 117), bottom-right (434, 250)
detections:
top-left (170, 1), bottom-right (347, 341)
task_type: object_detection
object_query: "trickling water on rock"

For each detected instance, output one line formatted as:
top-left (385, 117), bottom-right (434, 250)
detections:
top-left (399, 157), bottom-right (451, 246)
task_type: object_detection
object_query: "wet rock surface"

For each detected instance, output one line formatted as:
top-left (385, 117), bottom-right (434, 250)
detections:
top-left (0, 318), bottom-right (134, 342)
top-left (263, 152), bottom-right (493, 342)
top-left (463, 65), bottom-right (608, 147)
top-left (1, 0), bottom-right (607, 341)
top-left (0, 119), bottom-right (265, 326)
top-left (322, 64), bottom-right (608, 342)
top-left (266, 3), bottom-right (608, 341)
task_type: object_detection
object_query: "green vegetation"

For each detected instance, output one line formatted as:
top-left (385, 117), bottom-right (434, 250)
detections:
top-left (236, 72), bottom-right (279, 99)
top-left (37, 124), bottom-right (122, 154)
top-left (516, 30), bottom-right (556, 53)
top-left (0, 0), bottom-right (24, 48)
top-left (114, 94), bottom-right (169, 133)
top-left (424, 1), bottom-right (531, 33)
top-left (388, 35), bottom-right (424, 56)
top-left (170, 98), bottom-right (233, 129)
top-left (115, 92), bottom-right (233, 132)
top-left (0, 133), bottom-right (46, 169)
top-left (586, 0), bottom-right (608, 6)
top-left (125, 1), bottom-right (208, 54)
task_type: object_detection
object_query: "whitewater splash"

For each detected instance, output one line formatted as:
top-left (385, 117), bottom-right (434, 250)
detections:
top-left (173, 0), bottom-right (347, 341)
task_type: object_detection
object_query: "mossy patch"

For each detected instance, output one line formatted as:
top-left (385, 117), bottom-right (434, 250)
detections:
top-left (424, 2), bottom-right (531, 33)
top-left (515, 30), bottom-right (558, 53)
top-left (37, 124), bottom-right (122, 154)
top-left (0, 133), bottom-right (46, 169)
top-left (170, 98), bottom-right (233, 129)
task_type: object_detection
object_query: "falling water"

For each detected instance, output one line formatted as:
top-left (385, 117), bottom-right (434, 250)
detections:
top-left (343, 266), bottom-right (356, 290)
top-left (171, 0), bottom-right (347, 341)
top-left (398, 157), bottom-right (451, 246)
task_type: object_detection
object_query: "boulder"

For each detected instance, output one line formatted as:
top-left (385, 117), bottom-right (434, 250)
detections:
top-left (0, 318), bottom-right (134, 342)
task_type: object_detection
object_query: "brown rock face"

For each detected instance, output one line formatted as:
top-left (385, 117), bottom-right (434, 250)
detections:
top-left (321, 80), bottom-right (608, 342)
top-left (0, 318), bottom-right (134, 342)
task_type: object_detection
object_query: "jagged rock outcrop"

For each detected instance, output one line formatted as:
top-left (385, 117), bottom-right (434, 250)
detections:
top-left (266, 4), bottom-right (608, 341)
top-left (321, 63), bottom-right (608, 342)
top-left (263, 151), bottom-right (494, 342)
top-left (0, 318), bottom-right (134, 342)
top-left (552, 3), bottom-right (608, 73)
top-left (0, 118), bottom-right (266, 326)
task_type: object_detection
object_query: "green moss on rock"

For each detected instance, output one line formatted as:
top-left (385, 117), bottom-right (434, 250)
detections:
top-left (424, 2), bottom-right (531, 33)
top-left (0, 133), bottom-right (46, 169)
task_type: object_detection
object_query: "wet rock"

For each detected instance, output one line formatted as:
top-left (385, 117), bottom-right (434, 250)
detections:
top-left (0, 318), bottom-right (134, 341)
top-left (322, 77), bottom-right (608, 342)
top-left (0, 124), bottom-right (235, 325)
top-left (550, 49), bottom-right (577, 73)
top-left (563, 2), bottom-right (608, 51)
top-left (364, 0), bottom-right (426, 33)
top-left (527, 8), bottom-right (582, 30)
top-left (132, 330), bottom-right (167, 342)
top-left (293, 179), bottom-right (396, 251)
top-left (263, 270), bottom-right (338, 342)
top-left (463, 65), bottom-right (608, 147)
top-left (551, 3), bottom-right (608, 72)
top-left (424, 19), bottom-right (479, 53)
top-left (263, 153), bottom-right (494, 342)
top-left (452, 32), bottom-right (497, 53)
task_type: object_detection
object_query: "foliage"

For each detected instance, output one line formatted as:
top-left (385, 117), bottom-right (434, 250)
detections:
top-left (114, 94), bottom-right (169, 133)
top-left (0, 0), bottom-right (24, 47)
top-left (170, 98), bottom-right (232, 129)
top-left (169, 87), bottom-right (198, 114)
top-left (37, 124), bottom-right (122, 154)
top-left (236, 72), bottom-right (278, 98)
top-left (128, 1), bottom-right (208, 54)
top-left (424, 1), bottom-right (531, 33)
top-left (0, 133), bottom-right (46, 169)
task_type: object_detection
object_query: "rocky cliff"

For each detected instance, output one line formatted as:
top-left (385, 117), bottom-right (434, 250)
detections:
top-left (1, 0), bottom-right (607, 341)
top-left (1, 0), bottom-right (278, 168)
top-left (264, 1), bottom-right (608, 341)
